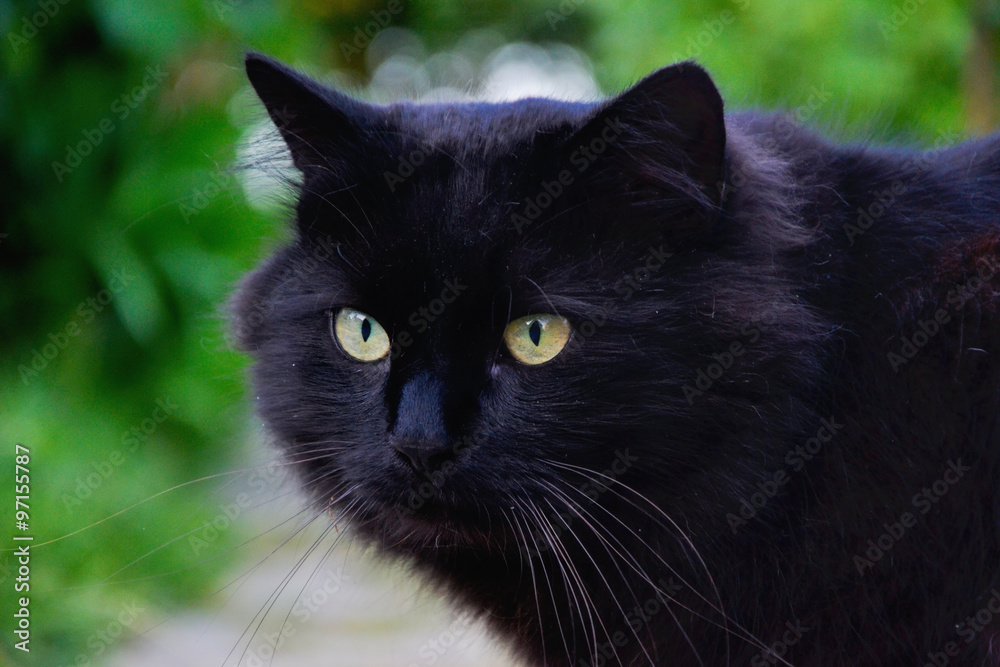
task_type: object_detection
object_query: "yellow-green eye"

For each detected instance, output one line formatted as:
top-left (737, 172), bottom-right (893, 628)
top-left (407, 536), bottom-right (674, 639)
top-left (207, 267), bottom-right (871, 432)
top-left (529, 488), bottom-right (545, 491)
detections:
top-left (503, 314), bottom-right (571, 365)
top-left (332, 308), bottom-right (390, 362)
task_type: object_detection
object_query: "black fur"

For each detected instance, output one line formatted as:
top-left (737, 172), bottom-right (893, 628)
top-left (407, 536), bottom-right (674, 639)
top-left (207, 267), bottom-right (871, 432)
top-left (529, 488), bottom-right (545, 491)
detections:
top-left (233, 52), bottom-right (1000, 666)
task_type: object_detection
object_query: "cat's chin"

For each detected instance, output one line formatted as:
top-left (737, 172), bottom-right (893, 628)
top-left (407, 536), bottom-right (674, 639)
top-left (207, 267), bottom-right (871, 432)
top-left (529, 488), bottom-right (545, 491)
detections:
top-left (346, 494), bottom-right (513, 553)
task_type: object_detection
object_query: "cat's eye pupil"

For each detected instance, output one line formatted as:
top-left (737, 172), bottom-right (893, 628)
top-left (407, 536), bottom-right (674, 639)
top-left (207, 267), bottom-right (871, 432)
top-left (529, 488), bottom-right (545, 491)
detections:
top-left (528, 320), bottom-right (541, 346)
top-left (333, 308), bottom-right (389, 362)
top-left (503, 314), bottom-right (570, 365)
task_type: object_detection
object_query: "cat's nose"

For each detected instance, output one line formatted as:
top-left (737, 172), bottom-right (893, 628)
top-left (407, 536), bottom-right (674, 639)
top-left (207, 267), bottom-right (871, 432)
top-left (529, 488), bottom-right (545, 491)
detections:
top-left (390, 372), bottom-right (453, 476)
top-left (392, 440), bottom-right (452, 476)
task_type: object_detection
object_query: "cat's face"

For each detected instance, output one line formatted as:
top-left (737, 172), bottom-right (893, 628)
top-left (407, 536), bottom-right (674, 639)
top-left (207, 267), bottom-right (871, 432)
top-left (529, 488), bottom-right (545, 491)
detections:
top-left (233, 54), bottom-right (811, 561)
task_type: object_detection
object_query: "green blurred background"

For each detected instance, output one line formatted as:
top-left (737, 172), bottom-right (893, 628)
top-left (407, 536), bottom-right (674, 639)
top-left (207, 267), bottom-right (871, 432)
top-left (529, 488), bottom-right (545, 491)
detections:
top-left (0, 0), bottom-right (997, 665)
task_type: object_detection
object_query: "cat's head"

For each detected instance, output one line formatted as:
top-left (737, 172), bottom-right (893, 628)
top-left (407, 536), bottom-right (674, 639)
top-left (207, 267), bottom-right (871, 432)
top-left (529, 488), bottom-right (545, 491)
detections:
top-left (232, 53), bottom-right (821, 559)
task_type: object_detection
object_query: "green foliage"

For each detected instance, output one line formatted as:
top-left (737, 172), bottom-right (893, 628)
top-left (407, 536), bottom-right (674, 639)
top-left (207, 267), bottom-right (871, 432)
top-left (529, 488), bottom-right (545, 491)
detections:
top-left (0, 0), bottom-right (992, 664)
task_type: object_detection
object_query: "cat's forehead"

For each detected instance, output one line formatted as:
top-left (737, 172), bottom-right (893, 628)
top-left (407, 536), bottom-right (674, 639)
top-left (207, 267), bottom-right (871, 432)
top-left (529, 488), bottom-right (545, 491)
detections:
top-left (383, 98), bottom-right (596, 154)
top-left (346, 100), bottom-right (598, 261)
top-left (305, 99), bottom-right (607, 303)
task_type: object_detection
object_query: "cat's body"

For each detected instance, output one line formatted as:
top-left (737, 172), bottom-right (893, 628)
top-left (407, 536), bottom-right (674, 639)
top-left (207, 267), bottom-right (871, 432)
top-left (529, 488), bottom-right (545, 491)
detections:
top-left (234, 53), bottom-right (1000, 666)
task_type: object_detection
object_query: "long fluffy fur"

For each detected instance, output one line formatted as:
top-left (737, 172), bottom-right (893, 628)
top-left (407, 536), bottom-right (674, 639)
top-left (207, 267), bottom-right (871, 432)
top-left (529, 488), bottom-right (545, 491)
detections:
top-left (233, 53), bottom-right (1000, 666)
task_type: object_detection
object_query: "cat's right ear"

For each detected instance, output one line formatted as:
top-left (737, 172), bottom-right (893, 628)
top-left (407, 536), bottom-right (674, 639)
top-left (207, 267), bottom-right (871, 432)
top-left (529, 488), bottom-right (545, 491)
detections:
top-left (245, 52), bottom-right (376, 177)
top-left (558, 62), bottom-right (727, 244)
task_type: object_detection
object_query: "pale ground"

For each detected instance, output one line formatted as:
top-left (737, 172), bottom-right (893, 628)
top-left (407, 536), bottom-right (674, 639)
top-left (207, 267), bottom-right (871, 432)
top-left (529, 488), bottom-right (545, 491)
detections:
top-left (105, 508), bottom-right (523, 667)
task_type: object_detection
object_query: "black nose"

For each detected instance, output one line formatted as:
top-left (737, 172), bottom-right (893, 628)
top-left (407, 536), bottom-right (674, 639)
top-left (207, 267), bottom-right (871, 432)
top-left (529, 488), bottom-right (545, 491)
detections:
top-left (390, 372), bottom-right (454, 476)
top-left (392, 440), bottom-right (453, 476)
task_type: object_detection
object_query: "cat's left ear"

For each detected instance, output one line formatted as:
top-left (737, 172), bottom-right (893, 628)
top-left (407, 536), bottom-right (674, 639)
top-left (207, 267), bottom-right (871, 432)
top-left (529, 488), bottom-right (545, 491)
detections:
top-left (569, 62), bottom-right (726, 229)
top-left (245, 52), bottom-right (378, 177)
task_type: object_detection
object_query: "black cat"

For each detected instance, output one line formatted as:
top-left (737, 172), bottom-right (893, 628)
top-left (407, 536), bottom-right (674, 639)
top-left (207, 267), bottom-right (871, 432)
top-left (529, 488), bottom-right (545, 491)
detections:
top-left (232, 52), bottom-right (1000, 666)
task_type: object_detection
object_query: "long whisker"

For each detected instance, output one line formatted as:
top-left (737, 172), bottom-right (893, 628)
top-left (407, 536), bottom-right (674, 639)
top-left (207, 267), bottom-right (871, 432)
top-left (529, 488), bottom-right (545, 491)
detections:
top-left (268, 506), bottom-right (356, 666)
top-left (540, 478), bottom-right (699, 666)
top-left (66, 464), bottom-right (349, 589)
top-left (23, 450), bottom-right (347, 549)
top-left (543, 460), bottom-right (791, 665)
top-left (228, 520), bottom-right (340, 667)
top-left (131, 484), bottom-right (358, 647)
top-left (539, 489), bottom-right (659, 667)
top-left (520, 495), bottom-right (599, 665)
top-left (512, 501), bottom-right (570, 664)
top-left (226, 491), bottom-right (366, 667)
top-left (501, 506), bottom-right (546, 664)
